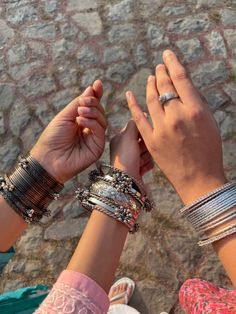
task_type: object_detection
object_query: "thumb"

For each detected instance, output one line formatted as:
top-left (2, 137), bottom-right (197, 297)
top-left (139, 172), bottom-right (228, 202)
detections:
top-left (82, 86), bottom-right (94, 97)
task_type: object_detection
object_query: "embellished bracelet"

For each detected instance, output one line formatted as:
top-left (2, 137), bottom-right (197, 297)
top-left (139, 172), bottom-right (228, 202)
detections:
top-left (75, 164), bottom-right (153, 233)
top-left (0, 154), bottom-right (64, 223)
top-left (180, 182), bottom-right (236, 246)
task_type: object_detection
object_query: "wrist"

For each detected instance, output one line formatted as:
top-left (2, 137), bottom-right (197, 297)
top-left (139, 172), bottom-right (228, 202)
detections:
top-left (30, 148), bottom-right (65, 184)
top-left (178, 175), bottom-right (228, 205)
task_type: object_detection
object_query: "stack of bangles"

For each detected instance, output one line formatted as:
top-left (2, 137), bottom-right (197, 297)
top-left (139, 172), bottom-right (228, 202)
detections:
top-left (180, 182), bottom-right (236, 246)
top-left (1, 153), bottom-right (235, 246)
top-left (75, 164), bottom-right (153, 233)
top-left (0, 154), bottom-right (64, 223)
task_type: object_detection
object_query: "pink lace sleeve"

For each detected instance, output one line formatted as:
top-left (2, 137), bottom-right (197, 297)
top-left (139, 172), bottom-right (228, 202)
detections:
top-left (35, 270), bottom-right (110, 314)
top-left (179, 278), bottom-right (236, 313)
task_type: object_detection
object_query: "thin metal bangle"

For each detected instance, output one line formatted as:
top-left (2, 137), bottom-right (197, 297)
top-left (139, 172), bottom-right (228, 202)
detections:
top-left (186, 187), bottom-right (236, 220)
top-left (189, 194), bottom-right (236, 228)
top-left (24, 154), bottom-right (64, 192)
top-left (88, 195), bottom-right (139, 225)
top-left (197, 210), bottom-right (236, 232)
top-left (180, 182), bottom-right (235, 214)
top-left (186, 190), bottom-right (236, 225)
top-left (198, 225), bottom-right (236, 246)
top-left (5, 176), bottom-right (47, 214)
top-left (9, 170), bottom-right (54, 205)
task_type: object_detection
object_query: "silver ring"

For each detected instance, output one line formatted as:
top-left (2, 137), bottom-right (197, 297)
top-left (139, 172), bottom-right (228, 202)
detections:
top-left (158, 92), bottom-right (179, 105)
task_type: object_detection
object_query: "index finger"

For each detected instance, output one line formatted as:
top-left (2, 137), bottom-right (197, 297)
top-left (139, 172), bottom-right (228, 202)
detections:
top-left (126, 91), bottom-right (153, 144)
top-left (163, 50), bottom-right (203, 107)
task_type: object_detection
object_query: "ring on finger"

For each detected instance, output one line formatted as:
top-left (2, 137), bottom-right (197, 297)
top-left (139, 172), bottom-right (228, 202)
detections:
top-left (158, 92), bottom-right (179, 106)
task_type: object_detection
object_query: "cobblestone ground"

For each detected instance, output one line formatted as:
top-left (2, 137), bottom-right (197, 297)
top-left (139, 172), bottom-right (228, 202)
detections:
top-left (0, 0), bottom-right (236, 313)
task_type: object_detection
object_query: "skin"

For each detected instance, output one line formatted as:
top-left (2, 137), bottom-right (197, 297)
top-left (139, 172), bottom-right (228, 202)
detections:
top-left (0, 80), bottom-right (107, 252)
top-left (67, 121), bottom-right (153, 292)
top-left (126, 49), bottom-right (236, 288)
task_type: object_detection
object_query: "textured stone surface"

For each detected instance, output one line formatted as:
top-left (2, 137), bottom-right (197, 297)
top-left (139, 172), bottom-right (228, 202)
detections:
top-left (176, 38), bottom-right (204, 62)
top-left (0, 111), bottom-right (4, 135)
top-left (204, 89), bottom-right (229, 110)
top-left (0, 139), bottom-right (20, 173)
top-left (19, 73), bottom-right (56, 99)
top-left (76, 46), bottom-right (99, 69)
top-left (6, 5), bottom-right (38, 24)
top-left (72, 12), bottom-right (102, 36)
top-left (0, 1), bottom-right (236, 312)
top-left (20, 120), bottom-right (42, 150)
top-left (221, 9), bottom-right (236, 26)
top-left (206, 31), bottom-right (227, 57)
top-left (118, 68), bottom-right (152, 108)
top-left (81, 68), bottom-right (104, 87)
top-left (108, 24), bottom-right (137, 44)
top-left (103, 46), bottom-right (128, 64)
top-left (224, 29), bottom-right (236, 57)
top-left (63, 200), bottom-right (85, 219)
top-left (0, 19), bottom-right (14, 46)
top-left (106, 62), bottom-right (134, 83)
top-left (7, 44), bottom-right (28, 65)
top-left (67, 0), bottom-right (99, 11)
top-left (191, 61), bottom-right (228, 89)
top-left (22, 23), bottom-right (56, 40)
top-left (147, 25), bottom-right (170, 48)
top-left (9, 100), bottom-right (30, 136)
top-left (44, 218), bottom-right (88, 240)
top-left (0, 84), bottom-right (15, 110)
top-left (107, 0), bottom-right (134, 21)
top-left (168, 14), bottom-right (210, 34)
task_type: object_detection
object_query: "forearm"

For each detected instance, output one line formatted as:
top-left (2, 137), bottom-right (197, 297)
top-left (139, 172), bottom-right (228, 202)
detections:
top-left (0, 196), bottom-right (27, 251)
top-left (211, 211), bottom-right (236, 288)
top-left (67, 210), bottom-right (128, 293)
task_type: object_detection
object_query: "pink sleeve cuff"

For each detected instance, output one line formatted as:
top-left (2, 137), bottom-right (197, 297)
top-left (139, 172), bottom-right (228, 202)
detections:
top-left (57, 270), bottom-right (110, 312)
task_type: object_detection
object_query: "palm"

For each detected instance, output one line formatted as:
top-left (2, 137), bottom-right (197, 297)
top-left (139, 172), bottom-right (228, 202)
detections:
top-left (38, 116), bottom-right (104, 181)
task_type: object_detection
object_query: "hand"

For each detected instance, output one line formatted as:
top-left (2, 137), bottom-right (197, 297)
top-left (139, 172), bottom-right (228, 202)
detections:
top-left (31, 80), bottom-right (107, 183)
top-left (110, 120), bottom-right (154, 183)
top-left (126, 50), bottom-right (227, 204)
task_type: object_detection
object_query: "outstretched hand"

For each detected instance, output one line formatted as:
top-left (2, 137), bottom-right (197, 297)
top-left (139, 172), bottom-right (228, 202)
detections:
top-left (31, 80), bottom-right (107, 183)
top-left (126, 50), bottom-right (226, 204)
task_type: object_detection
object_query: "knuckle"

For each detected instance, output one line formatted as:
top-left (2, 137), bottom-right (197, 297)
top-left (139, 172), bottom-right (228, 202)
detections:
top-left (170, 118), bottom-right (185, 131)
top-left (147, 93), bottom-right (157, 104)
top-left (189, 108), bottom-right (204, 121)
top-left (133, 112), bottom-right (143, 124)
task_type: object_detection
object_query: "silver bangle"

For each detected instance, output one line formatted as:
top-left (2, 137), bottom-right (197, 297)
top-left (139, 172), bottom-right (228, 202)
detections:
top-left (187, 193), bottom-right (236, 228)
top-left (197, 210), bottom-right (236, 233)
top-left (180, 182), bottom-right (234, 214)
top-left (189, 192), bottom-right (236, 228)
top-left (198, 224), bottom-right (236, 246)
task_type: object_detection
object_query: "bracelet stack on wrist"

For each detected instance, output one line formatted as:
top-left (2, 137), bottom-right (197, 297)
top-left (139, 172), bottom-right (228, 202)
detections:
top-left (0, 154), bottom-right (64, 223)
top-left (75, 164), bottom-right (153, 233)
top-left (180, 182), bottom-right (236, 246)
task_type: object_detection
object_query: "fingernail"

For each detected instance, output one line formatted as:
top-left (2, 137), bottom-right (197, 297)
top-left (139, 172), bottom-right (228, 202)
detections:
top-left (148, 75), bottom-right (154, 82)
top-left (78, 107), bottom-right (90, 114)
top-left (84, 98), bottom-right (92, 105)
top-left (126, 91), bottom-right (131, 99)
top-left (163, 50), bottom-right (174, 60)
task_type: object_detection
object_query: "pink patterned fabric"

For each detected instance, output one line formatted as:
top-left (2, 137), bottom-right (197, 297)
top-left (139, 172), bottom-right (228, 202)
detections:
top-left (35, 270), bottom-right (236, 313)
top-left (179, 278), bottom-right (236, 313)
top-left (35, 270), bottom-right (109, 314)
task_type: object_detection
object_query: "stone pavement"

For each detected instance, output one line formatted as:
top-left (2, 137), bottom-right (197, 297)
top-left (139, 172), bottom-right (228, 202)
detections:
top-left (0, 0), bottom-right (236, 313)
